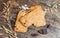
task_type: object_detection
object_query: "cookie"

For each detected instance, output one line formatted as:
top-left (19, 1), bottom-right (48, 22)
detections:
top-left (14, 5), bottom-right (46, 32)
top-left (20, 5), bottom-right (46, 27)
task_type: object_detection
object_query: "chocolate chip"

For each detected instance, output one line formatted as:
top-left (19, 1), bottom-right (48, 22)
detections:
top-left (31, 33), bottom-right (38, 37)
top-left (38, 29), bottom-right (47, 35)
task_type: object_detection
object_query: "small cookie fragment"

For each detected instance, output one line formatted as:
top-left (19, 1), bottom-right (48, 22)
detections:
top-left (14, 5), bottom-right (46, 32)
top-left (20, 5), bottom-right (46, 27)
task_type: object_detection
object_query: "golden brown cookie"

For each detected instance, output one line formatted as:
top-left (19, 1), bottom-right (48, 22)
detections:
top-left (20, 5), bottom-right (46, 27)
top-left (14, 5), bottom-right (46, 32)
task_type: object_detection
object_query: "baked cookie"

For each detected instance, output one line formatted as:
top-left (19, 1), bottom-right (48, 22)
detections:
top-left (20, 5), bottom-right (46, 27)
top-left (14, 5), bottom-right (46, 32)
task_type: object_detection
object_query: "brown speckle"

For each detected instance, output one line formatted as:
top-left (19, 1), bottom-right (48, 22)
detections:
top-left (24, 23), bottom-right (26, 24)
